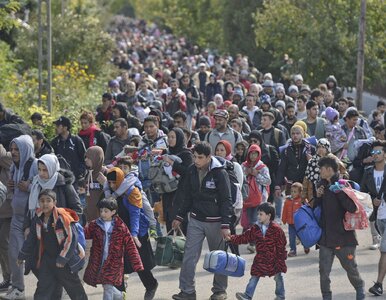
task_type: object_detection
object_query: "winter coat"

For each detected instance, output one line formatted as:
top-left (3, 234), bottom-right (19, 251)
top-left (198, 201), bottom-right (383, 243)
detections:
top-left (314, 176), bottom-right (358, 248)
top-left (175, 156), bottom-right (233, 228)
top-left (282, 196), bottom-right (303, 225)
top-left (0, 145), bottom-right (12, 218)
top-left (230, 222), bottom-right (287, 277)
top-left (35, 140), bottom-right (54, 159)
top-left (83, 216), bottom-right (143, 287)
top-left (19, 207), bottom-right (85, 273)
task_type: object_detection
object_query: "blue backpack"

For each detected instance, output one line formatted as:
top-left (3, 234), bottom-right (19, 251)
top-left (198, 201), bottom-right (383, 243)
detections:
top-left (74, 222), bottom-right (86, 250)
top-left (294, 205), bottom-right (321, 248)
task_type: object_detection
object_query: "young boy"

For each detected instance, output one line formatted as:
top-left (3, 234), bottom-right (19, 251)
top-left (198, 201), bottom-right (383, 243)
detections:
top-left (17, 189), bottom-right (87, 299)
top-left (104, 156), bottom-right (157, 238)
top-left (226, 203), bottom-right (287, 300)
top-left (83, 198), bottom-right (143, 299)
top-left (282, 182), bottom-right (309, 257)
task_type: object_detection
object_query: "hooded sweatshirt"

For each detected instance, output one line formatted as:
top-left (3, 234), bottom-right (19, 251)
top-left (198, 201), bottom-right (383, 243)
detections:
top-left (10, 135), bottom-right (38, 216)
top-left (85, 146), bottom-right (106, 221)
top-left (242, 144), bottom-right (271, 203)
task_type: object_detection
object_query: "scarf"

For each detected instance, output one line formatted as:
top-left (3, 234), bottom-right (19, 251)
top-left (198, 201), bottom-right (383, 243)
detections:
top-left (79, 124), bottom-right (100, 148)
top-left (28, 154), bottom-right (60, 218)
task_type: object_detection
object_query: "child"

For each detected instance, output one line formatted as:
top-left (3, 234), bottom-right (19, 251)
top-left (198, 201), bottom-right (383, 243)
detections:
top-left (226, 203), bottom-right (287, 300)
top-left (370, 110), bottom-right (383, 129)
top-left (105, 167), bottom-right (158, 300)
top-left (104, 156), bottom-right (157, 238)
top-left (235, 140), bottom-right (249, 164)
top-left (17, 189), bottom-right (87, 299)
top-left (282, 182), bottom-right (309, 257)
top-left (325, 107), bottom-right (347, 154)
top-left (83, 198), bottom-right (144, 300)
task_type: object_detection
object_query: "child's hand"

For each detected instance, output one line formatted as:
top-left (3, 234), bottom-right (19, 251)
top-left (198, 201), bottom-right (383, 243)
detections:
top-left (97, 174), bottom-right (107, 185)
top-left (56, 262), bottom-right (65, 268)
top-left (224, 235), bottom-right (232, 242)
top-left (16, 259), bottom-right (24, 267)
top-left (133, 236), bottom-right (142, 248)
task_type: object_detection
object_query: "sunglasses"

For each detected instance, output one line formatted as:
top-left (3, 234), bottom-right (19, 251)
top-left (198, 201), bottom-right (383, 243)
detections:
top-left (371, 150), bottom-right (383, 155)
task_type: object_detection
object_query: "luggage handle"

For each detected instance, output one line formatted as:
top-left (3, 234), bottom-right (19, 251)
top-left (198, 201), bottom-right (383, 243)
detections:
top-left (166, 228), bottom-right (186, 242)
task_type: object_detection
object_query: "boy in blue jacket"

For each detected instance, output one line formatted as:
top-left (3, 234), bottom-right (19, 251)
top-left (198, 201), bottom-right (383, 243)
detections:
top-left (17, 189), bottom-right (87, 300)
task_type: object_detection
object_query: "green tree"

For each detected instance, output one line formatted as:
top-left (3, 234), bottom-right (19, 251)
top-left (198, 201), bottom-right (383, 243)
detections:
top-left (254, 0), bottom-right (386, 88)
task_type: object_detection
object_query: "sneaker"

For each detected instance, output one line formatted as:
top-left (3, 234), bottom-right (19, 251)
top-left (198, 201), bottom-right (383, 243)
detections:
top-left (172, 291), bottom-right (197, 300)
top-left (370, 243), bottom-right (380, 250)
top-left (1, 288), bottom-right (25, 300)
top-left (209, 292), bottom-right (227, 300)
top-left (288, 250), bottom-right (297, 257)
top-left (369, 282), bottom-right (383, 296)
top-left (122, 291), bottom-right (126, 300)
top-left (0, 281), bottom-right (11, 293)
top-left (235, 292), bottom-right (251, 300)
top-left (144, 281), bottom-right (158, 300)
top-left (246, 244), bottom-right (255, 253)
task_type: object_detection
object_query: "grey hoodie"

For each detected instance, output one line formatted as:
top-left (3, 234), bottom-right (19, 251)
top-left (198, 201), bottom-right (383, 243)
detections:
top-left (10, 135), bottom-right (38, 216)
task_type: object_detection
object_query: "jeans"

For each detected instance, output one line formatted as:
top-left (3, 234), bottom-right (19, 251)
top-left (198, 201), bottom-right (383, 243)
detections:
top-left (245, 273), bottom-right (285, 299)
top-left (274, 195), bottom-right (283, 219)
top-left (246, 206), bottom-right (258, 225)
top-left (103, 284), bottom-right (123, 300)
top-left (319, 245), bottom-right (364, 300)
top-left (288, 224), bottom-right (297, 252)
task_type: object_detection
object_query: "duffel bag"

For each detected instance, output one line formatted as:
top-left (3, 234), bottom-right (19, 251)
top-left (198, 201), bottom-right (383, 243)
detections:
top-left (203, 243), bottom-right (245, 277)
top-left (155, 228), bottom-right (185, 268)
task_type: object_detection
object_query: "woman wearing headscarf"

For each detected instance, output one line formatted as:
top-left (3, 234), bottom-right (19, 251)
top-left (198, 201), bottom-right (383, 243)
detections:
top-left (26, 154), bottom-right (82, 230)
top-left (162, 128), bottom-right (193, 233)
top-left (105, 167), bottom-right (158, 300)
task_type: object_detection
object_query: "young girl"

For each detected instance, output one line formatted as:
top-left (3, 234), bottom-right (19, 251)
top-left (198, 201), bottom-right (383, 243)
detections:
top-left (18, 189), bottom-right (87, 299)
top-left (105, 167), bottom-right (158, 300)
top-left (242, 144), bottom-right (271, 253)
top-left (83, 198), bottom-right (143, 300)
top-left (226, 203), bottom-right (287, 300)
top-left (282, 182), bottom-right (309, 257)
top-left (325, 107), bottom-right (347, 154)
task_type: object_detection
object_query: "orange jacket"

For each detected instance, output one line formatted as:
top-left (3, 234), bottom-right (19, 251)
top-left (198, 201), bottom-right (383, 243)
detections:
top-left (282, 196), bottom-right (303, 225)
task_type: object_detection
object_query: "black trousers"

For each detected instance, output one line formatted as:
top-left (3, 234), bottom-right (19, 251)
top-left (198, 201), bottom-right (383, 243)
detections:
top-left (34, 255), bottom-right (87, 300)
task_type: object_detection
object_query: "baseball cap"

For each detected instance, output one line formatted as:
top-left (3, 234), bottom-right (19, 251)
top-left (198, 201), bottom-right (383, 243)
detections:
top-left (53, 116), bottom-right (71, 129)
top-left (213, 109), bottom-right (229, 119)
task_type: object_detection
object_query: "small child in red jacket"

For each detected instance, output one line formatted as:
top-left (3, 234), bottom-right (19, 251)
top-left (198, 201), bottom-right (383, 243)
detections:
top-left (226, 203), bottom-right (287, 300)
top-left (83, 198), bottom-right (144, 299)
top-left (282, 182), bottom-right (309, 257)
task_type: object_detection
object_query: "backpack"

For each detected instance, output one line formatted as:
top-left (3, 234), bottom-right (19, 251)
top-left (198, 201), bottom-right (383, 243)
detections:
top-left (0, 123), bottom-right (31, 150)
top-left (74, 222), bottom-right (86, 250)
top-left (294, 205), bottom-right (322, 248)
top-left (148, 159), bottom-right (179, 194)
top-left (219, 158), bottom-right (243, 211)
top-left (56, 154), bottom-right (72, 171)
top-left (243, 164), bottom-right (268, 208)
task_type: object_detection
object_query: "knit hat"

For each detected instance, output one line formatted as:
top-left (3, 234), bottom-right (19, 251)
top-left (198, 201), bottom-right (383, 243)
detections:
top-left (262, 80), bottom-right (274, 88)
top-left (263, 73), bottom-right (273, 80)
top-left (294, 74), bottom-right (303, 83)
top-left (224, 100), bottom-right (232, 108)
top-left (260, 94), bottom-right (271, 105)
top-left (288, 85), bottom-right (299, 94)
top-left (276, 85), bottom-right (285, 93)
top-left (300, 84), bottom-right (311, 93)
top-left (213, 109), bottom-right (229, 119)
top-left (199, 116), bottom-right (211, 127)
top-left (317, 138), bottom-right (331, 153)
top-left (291, 124), bottom-right (305, 137)
top-left (108, 79), bottom-right (119, 88)
top-left (325, 107), bottom-right (339, 122)
top-left (233, 87), bottom-right (244, 98)
top-left (275, 100), bottom-right (286, 110)
top-left (293, 120), bottom-right (308, 135)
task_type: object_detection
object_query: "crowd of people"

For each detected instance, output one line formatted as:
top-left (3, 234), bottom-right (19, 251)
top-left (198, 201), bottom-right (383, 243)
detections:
top-left (0, 17), bottom-right (385, 300)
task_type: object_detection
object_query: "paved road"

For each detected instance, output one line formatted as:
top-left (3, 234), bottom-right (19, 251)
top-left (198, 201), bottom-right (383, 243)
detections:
top-left (4, 225), bottom-right (379, 300)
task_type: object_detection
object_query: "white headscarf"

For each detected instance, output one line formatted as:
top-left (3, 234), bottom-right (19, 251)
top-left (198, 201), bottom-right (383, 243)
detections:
top-left (28, 154), bottom-right (60, 218)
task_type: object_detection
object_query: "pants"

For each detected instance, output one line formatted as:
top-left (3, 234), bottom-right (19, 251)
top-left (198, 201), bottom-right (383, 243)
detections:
top-left (288, 224), bottom-right (297, 252)
top-left (103, 284), bottom-right (123, 300)
top-left (34, 254), bottom-right (87, 300)
top-left (274, 195), bottom-right (283, 219)
top-left (245, 273), bottom-right (285, 299)
top-left (179, 218), bottom-right (227, 294)
top-left (0, 218), bottom-right (11, 282)
top-left (319, 245), bottom-right (364, 300)
top-left (8, 214), bottom-right (25, 290)
top-left (246, 206), bottom-right (258, 225)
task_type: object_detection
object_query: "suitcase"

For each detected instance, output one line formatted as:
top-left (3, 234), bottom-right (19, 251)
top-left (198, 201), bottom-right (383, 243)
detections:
top-left (203, 244), bottom-right (245, 277)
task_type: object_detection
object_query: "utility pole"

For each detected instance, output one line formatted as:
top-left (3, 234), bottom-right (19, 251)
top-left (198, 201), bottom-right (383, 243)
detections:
top-left (356, 0), bottom-right (366, 111)
top-left (37, 0), bottom-right (43, 106)
top-left (47, 0), bottom-right (52, 113)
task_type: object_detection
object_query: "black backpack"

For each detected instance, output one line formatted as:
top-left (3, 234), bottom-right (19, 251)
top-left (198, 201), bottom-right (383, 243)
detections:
top-left (0, 123), bottom-right (32, 150)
